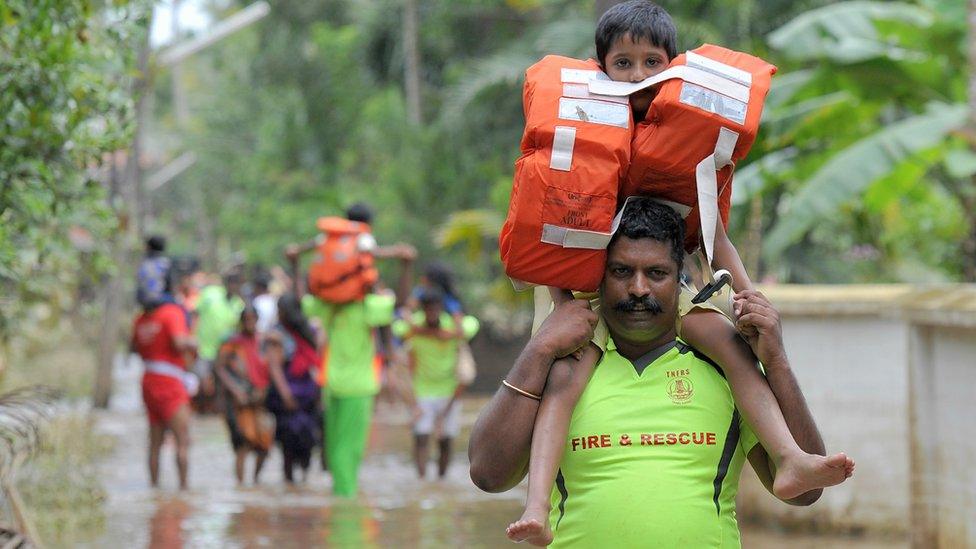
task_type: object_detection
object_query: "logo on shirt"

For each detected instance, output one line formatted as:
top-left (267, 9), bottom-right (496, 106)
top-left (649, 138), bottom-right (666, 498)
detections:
top-left (667, 377), bottom-right (694, 404)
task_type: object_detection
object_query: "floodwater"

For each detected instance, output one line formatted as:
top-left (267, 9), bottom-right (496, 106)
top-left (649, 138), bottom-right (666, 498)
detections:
top-left (80, 362), bottom-right (908, 548)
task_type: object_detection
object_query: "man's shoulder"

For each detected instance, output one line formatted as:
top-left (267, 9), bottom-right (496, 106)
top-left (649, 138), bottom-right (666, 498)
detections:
top-left (673, 340), bottom-right (723, 373)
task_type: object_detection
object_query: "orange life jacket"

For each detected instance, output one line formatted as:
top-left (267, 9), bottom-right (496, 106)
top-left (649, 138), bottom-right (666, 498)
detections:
top-left (499, 55), bottom-right (633, 292)
top-left (611, 44), bottom-right (777, 261)
top-left (307, 217), bottom-right (378, 304)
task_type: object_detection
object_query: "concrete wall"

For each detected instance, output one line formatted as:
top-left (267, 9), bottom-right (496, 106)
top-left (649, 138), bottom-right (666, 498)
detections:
top-left (737, 312), bottom-right (912, 534)
top-left (734, 285), bottom-right (976, 548)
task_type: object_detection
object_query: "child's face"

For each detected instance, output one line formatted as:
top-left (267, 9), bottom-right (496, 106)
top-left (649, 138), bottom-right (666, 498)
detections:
top-left (602, 33), bottom-right (670, 115)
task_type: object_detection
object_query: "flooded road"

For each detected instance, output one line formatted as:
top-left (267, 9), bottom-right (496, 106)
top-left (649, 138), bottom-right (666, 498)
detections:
top-left (80, 362), bottom-right (908, 548)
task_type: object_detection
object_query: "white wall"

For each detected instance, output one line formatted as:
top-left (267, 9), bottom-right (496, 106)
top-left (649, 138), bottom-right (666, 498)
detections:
top-left (735, 285), bottom-right (976, 547)
top-left (910, 324), bottom-right (976, 548)
top-left (737, 314), bottom-right (911, 534)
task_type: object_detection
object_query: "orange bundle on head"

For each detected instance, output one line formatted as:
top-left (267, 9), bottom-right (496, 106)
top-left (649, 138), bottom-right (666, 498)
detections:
top-left (307, 217), bottom-right (378, 304)
top-left (499, 55), bottom-right (633, 292)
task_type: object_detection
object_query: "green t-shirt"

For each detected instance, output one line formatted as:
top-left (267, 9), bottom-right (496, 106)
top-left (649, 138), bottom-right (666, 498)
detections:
top-left (302, 293), bottom-right (395, 398)
top-left (549, 337), bottom-right (759, 548)
top-left (195, 285), bottom-right (245, 361)
top-left (391, 312), bottom-right (479, 398)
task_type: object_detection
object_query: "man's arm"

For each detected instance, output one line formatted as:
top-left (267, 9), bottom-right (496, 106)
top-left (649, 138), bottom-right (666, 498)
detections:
top-left (284, 239), bottom-right (315, 297)
top-left (735, 290), bottom-right (826, 506)
top-left (468, 300), bottom-right (597, 493)
top-left (392, 244), bottom-right (417, 307)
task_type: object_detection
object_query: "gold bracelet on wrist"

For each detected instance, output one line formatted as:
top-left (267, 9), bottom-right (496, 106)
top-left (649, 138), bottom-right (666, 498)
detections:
top-left (502, 379), bottom-right (542, 401)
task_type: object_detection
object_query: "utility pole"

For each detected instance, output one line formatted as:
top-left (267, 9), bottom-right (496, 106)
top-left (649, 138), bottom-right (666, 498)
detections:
top-left (92, 1), bottom-right (271, 408)
top-left (964, 0), bottom-right (976, 282)
top-left (403, 0), bottom-right (423, 125)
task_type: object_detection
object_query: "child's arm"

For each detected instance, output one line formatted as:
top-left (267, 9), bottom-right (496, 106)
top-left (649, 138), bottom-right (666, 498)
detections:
top-left (213, 346), bottom-right (246, 406)
top-left (712, 220), bottom-right (753, 293)
top-left (681, 302), bottom-right (850, 501)
top-left (468, 299), bottom-right (598, 492)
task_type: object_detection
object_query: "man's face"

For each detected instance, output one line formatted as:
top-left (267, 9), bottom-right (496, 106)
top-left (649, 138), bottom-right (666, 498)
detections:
top-left (602, 33), bottom-right (670, 116)
top-left (599, 236), bottom-right (680, 347)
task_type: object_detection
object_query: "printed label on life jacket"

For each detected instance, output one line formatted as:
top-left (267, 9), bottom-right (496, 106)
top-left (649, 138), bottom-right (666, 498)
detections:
top-left (542, 186), bottom-right (615, 233)
top-left (558, 98), bottom-right (630, 128)
top-left (679, 82), bottom-right (747, 125)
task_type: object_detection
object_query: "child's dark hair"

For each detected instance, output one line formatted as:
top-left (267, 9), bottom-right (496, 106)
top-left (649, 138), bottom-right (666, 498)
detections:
top-left (610, 197), bottom-right (685, 275)
top-left (595, 1), bottom-right (677, 65)
top-left (424, 261), bottom-right (461, 306)
top-left (418, 288), bottom-right (444, 307)
top-left (146, 235), bottom-right (167, 254)
top-left (346, 202), bottom-right (375, 224)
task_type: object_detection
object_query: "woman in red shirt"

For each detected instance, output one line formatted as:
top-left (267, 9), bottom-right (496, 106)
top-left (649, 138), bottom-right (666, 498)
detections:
top-left (132, 301), bottom-right (197, 489)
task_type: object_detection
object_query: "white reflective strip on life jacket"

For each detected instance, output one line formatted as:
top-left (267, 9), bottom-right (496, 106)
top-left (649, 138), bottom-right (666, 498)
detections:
top-left (587, 65), bottom-right (750, 104)
top-left (561, 68), bottom-right (610, 84)
top-left (509, 278), bottom-right (536, 292)
top-left (685, 51), bottom-right (752, 87)
top-left (549, 126), bottom-right (576, 171)
top-left (562, 83), bottom-right (631, 105)
top-left (541, 224), bottom-right (613, 250)
top-left (540, 196), bottom-right (636, 250)
top-left (696, 127), bottom-right (739, 267)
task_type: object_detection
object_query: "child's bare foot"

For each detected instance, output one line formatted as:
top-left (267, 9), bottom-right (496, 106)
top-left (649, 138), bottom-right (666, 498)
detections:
top-left (506, 507), bottom-right (552, 546)
top-left (772, 452), bottom-right (854, 500)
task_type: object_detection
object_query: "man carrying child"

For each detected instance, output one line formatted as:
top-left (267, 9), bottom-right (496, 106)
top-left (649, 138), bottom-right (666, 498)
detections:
top-left (470, 198), bottom-right (852, 546)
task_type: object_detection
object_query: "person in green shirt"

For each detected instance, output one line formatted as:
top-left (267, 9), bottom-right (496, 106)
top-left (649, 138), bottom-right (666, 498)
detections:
top-left (469, 198), bottom-right (854, 547)
top-left (392, 289), bottom-right (479, 479)
top-left (194, 272), bottom-right (245, 405)
top-left (286, 202), bottom-right (417, 497)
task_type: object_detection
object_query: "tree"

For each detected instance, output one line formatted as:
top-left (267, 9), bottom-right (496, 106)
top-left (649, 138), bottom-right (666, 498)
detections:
top-left (0, 1), bottom-right (147, 358)
top-left (734, 0), bottom-right (973, 282)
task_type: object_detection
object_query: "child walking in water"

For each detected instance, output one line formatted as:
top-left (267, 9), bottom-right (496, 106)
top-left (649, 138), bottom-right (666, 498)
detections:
top-left (506, 2), bottom-right (854, 545)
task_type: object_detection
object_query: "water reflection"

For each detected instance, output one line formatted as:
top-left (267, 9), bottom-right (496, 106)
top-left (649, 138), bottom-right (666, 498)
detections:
top-left (92, 394), bottom-right (905, 548)
top-left (148, 497), bottom-right (189, 548)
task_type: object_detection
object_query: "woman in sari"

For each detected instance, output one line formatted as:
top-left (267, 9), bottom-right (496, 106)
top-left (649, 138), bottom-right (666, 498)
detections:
top-left (264, 294), bottom-right (322, 483)
top-left (213, 306), bottom-right (272, 484)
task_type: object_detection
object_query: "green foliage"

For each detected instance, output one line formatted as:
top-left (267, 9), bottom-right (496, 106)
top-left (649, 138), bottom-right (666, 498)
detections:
top-left (731, 0), bottom-right (973, 282)
top-left (145, 0), bottom-right (974, 310)
top-left (0, 0), bottom-right (148, 338)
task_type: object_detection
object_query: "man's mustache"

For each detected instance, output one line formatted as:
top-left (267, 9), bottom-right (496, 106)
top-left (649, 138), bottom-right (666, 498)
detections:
top-left (612, 296), bottom-right (663, 314)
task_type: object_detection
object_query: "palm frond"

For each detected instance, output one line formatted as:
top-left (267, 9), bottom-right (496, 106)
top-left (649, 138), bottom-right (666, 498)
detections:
top-left (768, 1), bottom-right (935, 63)
top-left (0, 386), bottom-right (59, 482)
top-left (763, 101), bottom-right (967, 258)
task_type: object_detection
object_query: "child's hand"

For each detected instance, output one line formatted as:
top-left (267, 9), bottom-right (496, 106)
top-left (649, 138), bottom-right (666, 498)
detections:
top-left (534, 299), bottom-right (598, 359)
top-left (732, 290), bottom-right (787, 367)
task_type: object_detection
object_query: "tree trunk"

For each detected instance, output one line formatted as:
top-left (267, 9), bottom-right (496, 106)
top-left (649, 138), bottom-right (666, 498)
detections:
top-left (403, 0), bottom-right (423, 125)
top-left (94, 30), bottom-right (151, 408)
top-left (595, 0), bottom-right (621, 20)
top-left (94, 157), bottom-right (126, 409)
top-left (743, 194), bottom-right (764, 280)
top-left (967, 0), bottom-right (976, 281)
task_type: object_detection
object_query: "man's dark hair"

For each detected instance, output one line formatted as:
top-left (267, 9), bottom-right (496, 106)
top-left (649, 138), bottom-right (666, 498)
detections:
top-left (595, 0), bottom-right (678, 66)
top-left (346, 202), bottom-right (375, 224)
top-left (146, 235), bottom-right (167, 255)
top-left (610, 197), bottom-right (685, 274)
